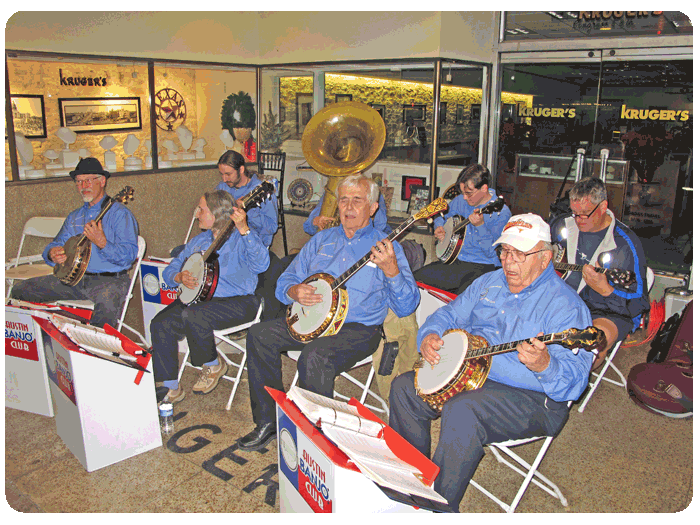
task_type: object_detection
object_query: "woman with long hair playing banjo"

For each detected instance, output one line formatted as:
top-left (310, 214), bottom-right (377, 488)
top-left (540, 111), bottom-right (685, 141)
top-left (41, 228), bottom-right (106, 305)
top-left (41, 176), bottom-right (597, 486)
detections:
top-left (149, 190), bottom-right (270, 405)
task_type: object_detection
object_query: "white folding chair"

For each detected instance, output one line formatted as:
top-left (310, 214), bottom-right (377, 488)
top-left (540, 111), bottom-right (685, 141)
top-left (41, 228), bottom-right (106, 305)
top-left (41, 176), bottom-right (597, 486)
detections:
top-left (469, 403), bottom-right (573, 513)
top-left (287, 352), bottom-right (390, 416)
top-left (56, 235), bottom-right (148, 346)
top-left (5, 216), bottom-right (66, 298)
top-left (577, 267), bottom-right (655, 413)
top-left (177, 297), bottom-right (264, 410)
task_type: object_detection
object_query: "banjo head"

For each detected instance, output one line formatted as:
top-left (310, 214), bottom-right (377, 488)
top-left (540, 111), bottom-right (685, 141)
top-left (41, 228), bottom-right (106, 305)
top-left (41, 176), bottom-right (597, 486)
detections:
top-left (435, 215), bottom-right (462, 262)
top-left (416, 330), bottom-right (470, 395)
top-left (288, 277), bottom-right (334, 336)
top-left (179, 252), bottom-right (206, 304)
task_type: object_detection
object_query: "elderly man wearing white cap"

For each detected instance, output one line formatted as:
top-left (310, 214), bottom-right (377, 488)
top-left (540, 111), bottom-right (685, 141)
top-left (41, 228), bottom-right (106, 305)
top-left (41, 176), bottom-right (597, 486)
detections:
top-left (389, 213), bottom-right (595, 512)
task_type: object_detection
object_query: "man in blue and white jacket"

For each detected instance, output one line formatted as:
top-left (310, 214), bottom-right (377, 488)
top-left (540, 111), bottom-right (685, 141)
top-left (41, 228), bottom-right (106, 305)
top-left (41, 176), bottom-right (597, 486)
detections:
top-left (551, 177), bottom-right (649, 370)
top-left (413, 164), bottom-right (511, 294)
top-left (390, 213), bottom-right (594, 512)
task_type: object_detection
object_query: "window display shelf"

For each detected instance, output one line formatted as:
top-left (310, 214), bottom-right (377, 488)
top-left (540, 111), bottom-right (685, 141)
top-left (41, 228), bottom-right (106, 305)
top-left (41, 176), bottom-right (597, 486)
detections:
top-left (516, 153), bottom-right (628, 185)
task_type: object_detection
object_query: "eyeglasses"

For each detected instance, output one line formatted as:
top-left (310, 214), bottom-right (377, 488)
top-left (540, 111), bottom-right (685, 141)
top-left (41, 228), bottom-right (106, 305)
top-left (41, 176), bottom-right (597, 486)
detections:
top-left (496, 245), bottom-right (547, 263)
top-left (571, 201), bottom-right (601, 220)
top-left (75, 176), bottom-right (102, 186)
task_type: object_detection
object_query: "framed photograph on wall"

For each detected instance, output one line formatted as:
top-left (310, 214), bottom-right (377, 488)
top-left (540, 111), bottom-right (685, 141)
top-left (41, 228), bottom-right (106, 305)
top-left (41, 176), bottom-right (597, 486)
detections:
top-left (403, 104), bottom-right (426, 123)
top-left (401, 175), bottom-right (427, 201)
top-left (58, 97), bottom-right (142, 133)
top-left (471, 105), bottom-right (481, 122)
top-left (335, 94), bottom-right (353, 103)
top-left (456, 104), bottom-right (465, 125)
top-left (407, 185), bottom-right (431, 215)
top-left (370, 104), bottom-right (385, 120)
top-left (9, 94), bottom-right (47, 139)
top-left (296, 93), bottom-right (313, 137)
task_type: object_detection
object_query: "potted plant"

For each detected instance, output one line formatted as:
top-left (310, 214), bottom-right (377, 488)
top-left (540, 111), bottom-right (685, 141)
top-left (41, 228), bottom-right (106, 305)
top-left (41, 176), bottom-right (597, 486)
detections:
top-left (221, 91), bottom-right (256, 143)
top-left (260, 101), bottom-right (284, 153)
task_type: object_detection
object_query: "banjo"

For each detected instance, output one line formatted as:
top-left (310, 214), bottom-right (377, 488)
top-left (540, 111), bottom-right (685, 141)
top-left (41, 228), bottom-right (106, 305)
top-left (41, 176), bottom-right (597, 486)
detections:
top-left (286, 198), bottom-right (449, 343)
top-left (54, 186), bottom-right (135, 286)
top-left (177, 181), bottom-right (275, 306)
top-left (435, 196), bottom-right (506, 264)
top-left (414, 326), bottom-right (606, 411)
top-left (554, 245), bottom-right (636, 290)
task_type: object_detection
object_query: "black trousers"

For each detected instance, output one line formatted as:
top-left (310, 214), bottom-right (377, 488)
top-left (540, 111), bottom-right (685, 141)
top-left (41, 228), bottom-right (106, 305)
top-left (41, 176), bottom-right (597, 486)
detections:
top-left (246, 317), bottom-right (381, 425)
top-left (389, 374), bottom-right (570, 512)
top-left (10, 273), bottom-right (130, 328)
top-left (413, 260), bottom-right (496, 294)
top-left (255, 252), bottom-right (296, 321)
top-left (150, 295), bottom-right (259, 383)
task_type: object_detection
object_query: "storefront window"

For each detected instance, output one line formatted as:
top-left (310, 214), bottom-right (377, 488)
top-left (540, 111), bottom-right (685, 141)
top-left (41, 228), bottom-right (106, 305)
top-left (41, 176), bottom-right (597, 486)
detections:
top-left (496, 55), bottom-right (692, 238)
top-left (6, 53), bottom-right (258, 181)
top-left (261, 60), bottom-right (489, 213)
top-left (6, 54), bottom-right (149, 181)
top-left (153, 63), bottom-right (256, 169)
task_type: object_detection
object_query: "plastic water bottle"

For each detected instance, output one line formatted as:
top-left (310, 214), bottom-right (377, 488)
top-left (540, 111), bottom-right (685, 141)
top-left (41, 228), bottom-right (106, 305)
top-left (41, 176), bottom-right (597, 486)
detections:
top-left (159, 402), bottom-right (175, 437)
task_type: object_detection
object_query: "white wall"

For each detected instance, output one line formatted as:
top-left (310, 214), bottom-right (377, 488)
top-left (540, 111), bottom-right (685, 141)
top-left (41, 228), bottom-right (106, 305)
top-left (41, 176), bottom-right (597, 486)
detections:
top-left (6, 11), bottom-right (497, 64)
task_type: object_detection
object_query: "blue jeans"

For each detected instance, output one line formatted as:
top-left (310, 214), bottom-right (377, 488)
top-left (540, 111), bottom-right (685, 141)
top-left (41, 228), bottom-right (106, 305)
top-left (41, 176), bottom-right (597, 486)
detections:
top-left (389, 374), bottom-right (570, 512)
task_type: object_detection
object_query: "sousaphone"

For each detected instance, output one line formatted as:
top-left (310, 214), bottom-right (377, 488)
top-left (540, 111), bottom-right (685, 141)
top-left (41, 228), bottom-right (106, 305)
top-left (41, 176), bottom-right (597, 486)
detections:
top-left (301, 101), bottom-right (386, 227)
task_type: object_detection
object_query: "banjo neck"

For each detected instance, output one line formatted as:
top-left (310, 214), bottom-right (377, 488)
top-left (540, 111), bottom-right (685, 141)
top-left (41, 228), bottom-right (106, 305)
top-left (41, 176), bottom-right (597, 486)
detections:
top-left (466, 332), bottom-right (567, 360)
top-left (448, 196), bottom-right (504, 235)
top-left (331, 215), bottom-right (418, 291)
top-left (554, 262), bottom-right (609, 275)
top-left (74, 196), bottom-right (117, 249)
top-left (199, 181), bottom-right (275, 262)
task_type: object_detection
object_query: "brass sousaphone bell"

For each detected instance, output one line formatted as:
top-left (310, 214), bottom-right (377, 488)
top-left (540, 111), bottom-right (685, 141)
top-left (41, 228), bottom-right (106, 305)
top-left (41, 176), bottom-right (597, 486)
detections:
top-left (301, 101), bottom-right (386, 225)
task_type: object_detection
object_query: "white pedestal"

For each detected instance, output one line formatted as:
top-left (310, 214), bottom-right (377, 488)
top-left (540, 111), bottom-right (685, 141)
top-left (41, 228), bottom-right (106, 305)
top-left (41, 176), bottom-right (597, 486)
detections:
top-left (38, 319), bottom-right (162, 472)
top-left (5, 307), bottom-right (54, 417)
top-left (60, 150), bottom-right (80, 170)
top-left (124, 156), bottom-right (143, 171)
top-left (20, 168), bottom-right (48, 180)
top-left (273, 390), bottom-right (436, 513)
top-left (104, 151), bottom-right (117, 171)
top-left (195, 152), bottom-right (205, 159)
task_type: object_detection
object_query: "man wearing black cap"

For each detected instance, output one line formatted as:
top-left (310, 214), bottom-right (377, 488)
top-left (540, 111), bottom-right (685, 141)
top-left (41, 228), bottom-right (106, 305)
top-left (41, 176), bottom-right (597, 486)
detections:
top-left (10, 158), bottom-right (139, 328)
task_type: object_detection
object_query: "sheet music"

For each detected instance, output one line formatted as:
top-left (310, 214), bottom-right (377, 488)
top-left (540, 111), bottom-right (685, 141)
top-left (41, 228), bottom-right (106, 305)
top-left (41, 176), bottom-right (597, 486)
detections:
top-left (52, 315), bottom-right (129, 357)
top-left (321, 424), bottom-right (448, 504)
top-left (287, 386), bottom-right (384, 436)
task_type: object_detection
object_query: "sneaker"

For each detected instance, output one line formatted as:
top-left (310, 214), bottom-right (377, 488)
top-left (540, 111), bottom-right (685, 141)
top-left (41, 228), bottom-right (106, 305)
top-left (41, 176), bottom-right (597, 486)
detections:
top-left (192, 359), bottom-right (228, 395)
top-left (163, 386), bottom-right (185, 404)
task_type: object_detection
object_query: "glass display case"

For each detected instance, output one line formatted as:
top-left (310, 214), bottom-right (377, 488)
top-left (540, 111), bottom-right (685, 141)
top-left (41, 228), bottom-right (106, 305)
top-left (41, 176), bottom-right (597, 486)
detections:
top-left (516, 153), bottom-right (628, 185)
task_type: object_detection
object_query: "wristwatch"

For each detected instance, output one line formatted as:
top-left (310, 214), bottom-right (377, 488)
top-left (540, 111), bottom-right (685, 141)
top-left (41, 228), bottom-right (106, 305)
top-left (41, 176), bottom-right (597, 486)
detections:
top-left (241, 229), bottom-right (251, 237)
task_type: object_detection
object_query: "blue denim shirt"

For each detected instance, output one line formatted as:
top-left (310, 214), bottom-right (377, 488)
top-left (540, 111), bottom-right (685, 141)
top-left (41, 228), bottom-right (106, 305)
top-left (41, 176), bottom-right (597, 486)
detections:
top-left (417, 264), bottom-right (594, 402)
top-left (215, 174), bottom-right (278, 247)
top-left (277, 223), bottom-right (420, 326)
top-left (163, 228), bottom-right (270, 298)
top-left (304, 192), bottom-right (391, 236)
top-left (43, 195), bottom-right (139, 273)
top-left (433, 189), bottom-right (511, 266)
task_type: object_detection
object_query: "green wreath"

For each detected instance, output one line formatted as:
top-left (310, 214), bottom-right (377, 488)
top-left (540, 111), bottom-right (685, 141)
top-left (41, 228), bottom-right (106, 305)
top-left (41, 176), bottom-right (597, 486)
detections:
top-left (221, 91), bottom-right (256, 136)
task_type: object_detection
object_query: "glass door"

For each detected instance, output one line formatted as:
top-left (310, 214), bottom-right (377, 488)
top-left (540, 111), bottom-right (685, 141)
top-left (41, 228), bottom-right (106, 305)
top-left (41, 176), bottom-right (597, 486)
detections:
top-left (496, 48), bottom-right (692, 239)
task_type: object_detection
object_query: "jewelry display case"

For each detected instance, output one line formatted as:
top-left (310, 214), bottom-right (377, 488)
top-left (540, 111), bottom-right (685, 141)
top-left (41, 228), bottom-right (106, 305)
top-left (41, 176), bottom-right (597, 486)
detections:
top-left (516, 153), bottom-right (628, 185)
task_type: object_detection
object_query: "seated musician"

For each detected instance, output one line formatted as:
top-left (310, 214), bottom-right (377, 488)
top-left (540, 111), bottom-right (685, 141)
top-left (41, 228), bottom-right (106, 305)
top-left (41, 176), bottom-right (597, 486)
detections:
top-left (10, 158), bottom-right (139, 328)
top-left (216, 150), bottom-right (278, 247)
top-left (237, 174), bottom-right (420, 451)
top-left (217, 149), bottom-right (283, 320)
top-left (389, 213), bottom-right (593, 512)
top-left (550, 177), bottom-right (649, 370)
top-left (150, 190), bottom-right (270, 404)
top-left (413, 164), bottom-right (511, 294)
top-left (304, 189), bottom-right (392, 235)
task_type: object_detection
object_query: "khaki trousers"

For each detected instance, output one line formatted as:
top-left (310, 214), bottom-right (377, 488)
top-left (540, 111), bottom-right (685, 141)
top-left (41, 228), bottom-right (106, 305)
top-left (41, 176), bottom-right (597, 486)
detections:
top-left (372, 308), bottom-right (419, 401)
